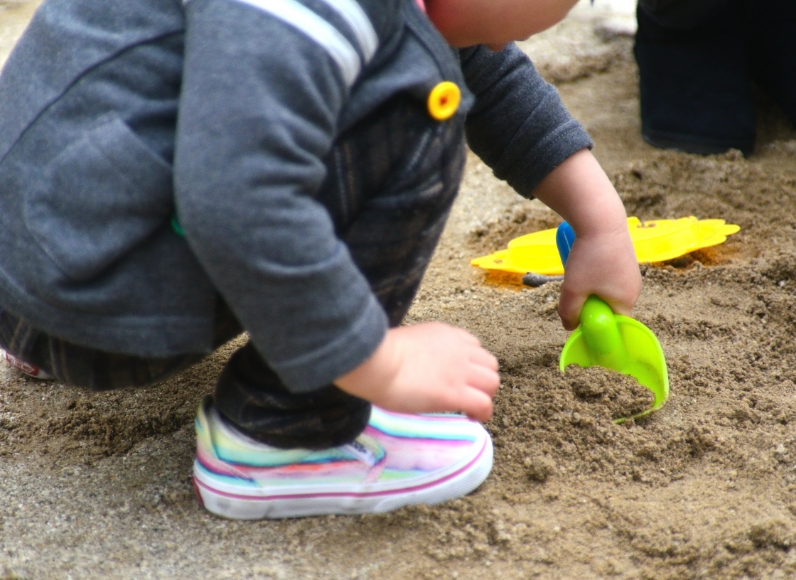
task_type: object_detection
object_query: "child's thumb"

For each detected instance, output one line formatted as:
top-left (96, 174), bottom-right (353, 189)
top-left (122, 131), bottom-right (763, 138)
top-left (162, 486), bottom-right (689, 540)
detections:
top-left (558, 288), bottom-right (585, 331)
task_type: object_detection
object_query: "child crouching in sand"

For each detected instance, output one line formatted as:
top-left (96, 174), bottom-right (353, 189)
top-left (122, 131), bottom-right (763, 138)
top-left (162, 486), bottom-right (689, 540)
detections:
top-left (0, 0), bottom-right (640, 518)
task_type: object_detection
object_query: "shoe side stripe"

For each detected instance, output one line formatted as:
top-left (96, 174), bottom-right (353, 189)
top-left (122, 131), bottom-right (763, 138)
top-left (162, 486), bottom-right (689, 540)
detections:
top-left (368, 410), bottom-right (480, 441)
top-left (197, 449), bottom-right (367, 479)
top-left (364, 424), bottom-right (478, 443)
top-left (196, 461), bottom-right (375, 488)
top-left (195, 461), bottom-right (260, 487)
top-left (214, 453), bottom-right (355, 468)
top-left (197, 445), bottom-right (257, 481)
top-left (211, 443), bottom-right (363, 467)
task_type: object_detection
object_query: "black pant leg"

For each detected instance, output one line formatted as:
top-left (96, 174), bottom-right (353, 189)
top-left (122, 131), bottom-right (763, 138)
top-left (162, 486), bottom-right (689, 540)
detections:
top-left (635, 0), bottom-right (756, 155)
top-left (748, 0), bottom-right (796, 125)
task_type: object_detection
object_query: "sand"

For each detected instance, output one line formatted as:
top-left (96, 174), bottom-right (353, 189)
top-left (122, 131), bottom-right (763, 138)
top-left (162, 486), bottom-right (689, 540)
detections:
top-left (3, 1), bottom-right (796, 578)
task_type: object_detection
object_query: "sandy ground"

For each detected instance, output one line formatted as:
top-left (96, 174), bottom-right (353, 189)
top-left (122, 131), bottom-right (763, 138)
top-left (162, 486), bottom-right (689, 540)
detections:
top-left (4, 1), bottom-right (796, 578)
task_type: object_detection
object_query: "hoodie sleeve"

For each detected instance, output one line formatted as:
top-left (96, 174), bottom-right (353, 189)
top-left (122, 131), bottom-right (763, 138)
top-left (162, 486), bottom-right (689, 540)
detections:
top-left (174, 0), bottom-right (392, 392)
top-left (459, 43), bottom-right (594, 198)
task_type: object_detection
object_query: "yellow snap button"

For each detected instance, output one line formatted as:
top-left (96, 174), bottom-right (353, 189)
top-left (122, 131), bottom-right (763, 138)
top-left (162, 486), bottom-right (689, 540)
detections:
top-left (427, 81), bottom-right (461, 121)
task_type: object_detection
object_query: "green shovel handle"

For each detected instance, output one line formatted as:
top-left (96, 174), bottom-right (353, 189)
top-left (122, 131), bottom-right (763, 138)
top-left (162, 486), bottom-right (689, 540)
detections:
top-left (579, 295), bottom-right (630, 369)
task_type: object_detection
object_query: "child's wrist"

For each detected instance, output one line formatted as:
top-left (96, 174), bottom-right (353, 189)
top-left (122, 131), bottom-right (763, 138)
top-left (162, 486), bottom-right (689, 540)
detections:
top-left (534, 150), bottom-right (629, 238)
top-left (334, 330), bottom-right (398, 401)
top-left (566, 195), bottom-right (628, 240)
top-left (574, 211), bottom-right (629, 240)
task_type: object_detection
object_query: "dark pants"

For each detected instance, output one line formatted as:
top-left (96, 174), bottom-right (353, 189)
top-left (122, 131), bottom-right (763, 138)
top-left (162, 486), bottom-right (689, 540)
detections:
top-left (635, 0), bottom-right (796, 155)
top-left (638, 0), bottom-right (728, 29)
top-left (0, 95), bottom-right (466, 449)
top-left (639, 0), bottom-right (796, 98)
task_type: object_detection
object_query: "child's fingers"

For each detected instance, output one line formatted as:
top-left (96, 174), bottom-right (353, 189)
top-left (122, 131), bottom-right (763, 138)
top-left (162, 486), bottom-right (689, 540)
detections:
top-left (466, 368), bottom-right (500, 401)
top-left (468, 347), bottom-right (499, 371)
top-left (456, 388), bottom-right (494, 423)
top-left (602, 296), bottom-right (633, 318)
top-left (557, 285), bottom-right (585, 330)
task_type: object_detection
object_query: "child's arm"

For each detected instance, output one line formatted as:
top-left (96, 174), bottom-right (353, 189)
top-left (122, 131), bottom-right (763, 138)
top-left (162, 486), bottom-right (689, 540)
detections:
top-left (176, 0), bottom-right (403, 398)
top-left (335, 43), bottom-right (641, 420)
top-left (457, 44), bottom-right (641, 329)
top-left (177, 1), bottom-right (500, 421)
top-left (333, 149), bottom-right (640, 421)
top-left (530, 149), bottom-right (642, 330)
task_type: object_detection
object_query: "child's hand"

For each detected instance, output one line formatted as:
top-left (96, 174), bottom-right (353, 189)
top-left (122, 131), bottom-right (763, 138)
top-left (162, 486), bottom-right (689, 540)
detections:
top-left (335, 322), bottom-right (500, 422)
top-left (529, 149), bottom-right (643, 330)
top-left (557, 226), bottom-right (642, 330)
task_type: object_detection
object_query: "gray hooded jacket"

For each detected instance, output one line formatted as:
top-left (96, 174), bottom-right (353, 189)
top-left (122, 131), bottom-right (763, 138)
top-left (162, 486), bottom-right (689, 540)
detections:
top-left (0, 0), bottom-right (592, 391)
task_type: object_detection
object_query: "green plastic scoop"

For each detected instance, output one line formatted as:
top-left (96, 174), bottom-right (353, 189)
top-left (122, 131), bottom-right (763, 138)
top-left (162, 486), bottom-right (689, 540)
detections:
top-left (556, 222), bottom-right (669, 422)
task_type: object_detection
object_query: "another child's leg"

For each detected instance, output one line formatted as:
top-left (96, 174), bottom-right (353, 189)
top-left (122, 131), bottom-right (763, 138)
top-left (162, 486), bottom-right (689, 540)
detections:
top-left (748, 0), bottom-right (796, 125)
top-left (635, 0), bottom-right (756, 155)
top-left (198, 96), bottom-right (493, 519)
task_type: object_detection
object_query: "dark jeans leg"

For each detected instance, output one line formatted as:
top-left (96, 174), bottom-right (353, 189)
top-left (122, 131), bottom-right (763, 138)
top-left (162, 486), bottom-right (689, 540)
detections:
top-left (0, 297), bottom-right (243, 390)
top-left (214, 96), bottom-right (467, 449)
top-left (213, 342), bottom-right (374, 449)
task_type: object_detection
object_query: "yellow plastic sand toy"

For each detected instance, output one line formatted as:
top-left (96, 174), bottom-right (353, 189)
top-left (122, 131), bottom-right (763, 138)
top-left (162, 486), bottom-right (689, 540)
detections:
top-left (471, 216), bottom-right (740, 276)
